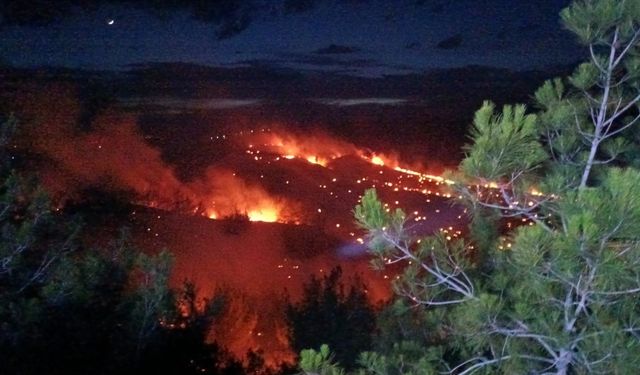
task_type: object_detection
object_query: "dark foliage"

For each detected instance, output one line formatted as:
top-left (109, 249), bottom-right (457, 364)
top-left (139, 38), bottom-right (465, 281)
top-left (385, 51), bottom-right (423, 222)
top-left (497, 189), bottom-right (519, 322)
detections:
top-left (0, 115), bottom-right (274, 374)
top-left (221, 211), bottom-right (251, 235)
top-left (285, 267), bottom-right (376, 370)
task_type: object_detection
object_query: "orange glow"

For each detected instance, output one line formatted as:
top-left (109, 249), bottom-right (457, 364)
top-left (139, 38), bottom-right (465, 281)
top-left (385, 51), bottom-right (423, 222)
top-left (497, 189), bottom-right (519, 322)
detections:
top-left (190, 170), bottom-right (296, 224)
top-left (206, 202), bottom-right (283, 223)
top-left (248, 208), bottom-right (279, 222)
top-left (306, 155), bottom-right (328, 166)
top-left (252, 131), bottom-right (460, 187)
top-left (393, 166), bottom-right (455, 185)
top-left (360, 153), bottom-right (456, 185)
top-left (258, 132), bottom-right (354, 166)
top-left (371, 155), bottom-right (385, 166)
top-left (530, 188), bottom-right (543, 196)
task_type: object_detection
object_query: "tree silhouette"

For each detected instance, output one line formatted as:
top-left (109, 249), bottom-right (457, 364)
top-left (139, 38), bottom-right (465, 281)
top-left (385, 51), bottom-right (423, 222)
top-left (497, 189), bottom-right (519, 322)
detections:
top-left (286, 267), bottom-right (375, 370)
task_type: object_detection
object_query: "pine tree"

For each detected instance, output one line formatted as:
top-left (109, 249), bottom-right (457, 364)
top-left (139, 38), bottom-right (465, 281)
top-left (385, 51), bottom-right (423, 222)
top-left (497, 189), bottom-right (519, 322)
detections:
top-left (354, 1), bottom-right (640, 374)
top-left (286, 267), bottom-right (376, 371)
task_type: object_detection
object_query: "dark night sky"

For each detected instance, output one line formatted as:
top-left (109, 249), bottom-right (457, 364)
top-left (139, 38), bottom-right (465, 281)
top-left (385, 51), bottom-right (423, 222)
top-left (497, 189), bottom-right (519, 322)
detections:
top-left (0, 0), bottom-right (583, 76)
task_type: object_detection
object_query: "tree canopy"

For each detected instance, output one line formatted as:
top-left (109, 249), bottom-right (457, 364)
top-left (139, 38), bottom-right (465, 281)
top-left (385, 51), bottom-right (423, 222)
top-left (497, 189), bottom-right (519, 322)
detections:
top-left (286, 267), bottom-right (376, 371)
top-left (316, 1), bottom-right (640, 374)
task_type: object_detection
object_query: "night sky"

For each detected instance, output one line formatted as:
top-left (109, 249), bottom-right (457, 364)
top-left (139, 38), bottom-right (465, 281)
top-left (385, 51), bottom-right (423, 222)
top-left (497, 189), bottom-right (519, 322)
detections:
top-left (1, 0), bottom-right (583, 76)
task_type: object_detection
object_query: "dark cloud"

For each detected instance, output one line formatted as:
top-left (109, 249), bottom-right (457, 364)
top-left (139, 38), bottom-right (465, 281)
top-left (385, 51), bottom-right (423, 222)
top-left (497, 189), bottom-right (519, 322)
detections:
top-left (283, 0), bottom-right (319, 14)
top-left (236, 52), bottom-right (421, 75)
top-left (0, 0), bottom-right (254, 39)
top-left (0, 0), bottom-right (581, 72)
top-left (0, 0), bottom-right (387, 39)
top-left (405, 42), bottom-right (421, 50)
top-left (213, 11), bottom-right (252, 40)
top-left (315, 44), bottom-right (361, 54)
top-left (0, 0), bottom-right (444, 40)
top-left (282, 53), bottom-right (373, 66)
top-left (429, 3), bottom-right (445, 13)
top-left (436, 34), bottom-right (463, 50)
top-left (1, 0), bottom-right (82, 26)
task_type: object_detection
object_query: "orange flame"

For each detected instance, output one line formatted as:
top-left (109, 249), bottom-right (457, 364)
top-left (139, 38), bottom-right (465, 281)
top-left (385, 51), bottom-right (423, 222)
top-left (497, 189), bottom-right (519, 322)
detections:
top-left (247, 208), bottom-right (279, 223)
top-left (190, 170), bottom-right (295, 224)
top-left (306, 155), bottom-right (328, 167)
top-left (360, 153), bottom-right (455, 185)
top-left (256, 132), bottom-right (354, 167)
top-left (370, 155), bottom-right (385, 166)
top-left (251, 131), bottom-right (454, 185)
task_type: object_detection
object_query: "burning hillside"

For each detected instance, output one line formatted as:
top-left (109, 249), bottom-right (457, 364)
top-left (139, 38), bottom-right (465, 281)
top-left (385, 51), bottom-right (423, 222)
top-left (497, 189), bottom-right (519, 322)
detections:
top-left (6, 83), bottom-right (470, 366)
top-left (9, 83), bottom-right (461, 229)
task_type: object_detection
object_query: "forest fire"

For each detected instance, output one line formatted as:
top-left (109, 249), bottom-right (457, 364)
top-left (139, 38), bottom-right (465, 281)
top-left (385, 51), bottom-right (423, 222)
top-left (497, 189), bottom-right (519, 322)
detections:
top-left (205, 204), bottom-right (280, 223)
top-left (190, 169), bottom-right (293, 224)
top-left (156, 127), bottom-right (463, 229)
top-left (7, 82), bottom-right (458, 231)
top-left (7, 85), bottom-right (470, 367)
top-left (2, 0), bottom-right (615, 373)
top-left (254, 131), bottom-right (356, 167)
top-left (249, 130), bottom-right (454, 187)
top-left (1, 93), bottom-right (541, 372)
